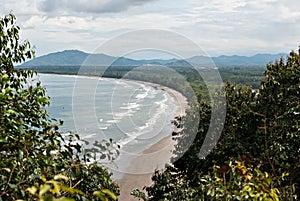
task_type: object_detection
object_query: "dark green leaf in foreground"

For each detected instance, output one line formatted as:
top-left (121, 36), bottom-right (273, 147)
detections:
top-left (0, 13), bottom-right (119, 201)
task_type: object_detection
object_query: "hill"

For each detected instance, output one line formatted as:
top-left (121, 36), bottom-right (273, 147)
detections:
top-left (19, 49), bottom-right (287, 68)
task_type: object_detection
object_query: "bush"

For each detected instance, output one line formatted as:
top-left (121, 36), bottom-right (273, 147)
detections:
top-left (0, 13), bottom-right (119, 201)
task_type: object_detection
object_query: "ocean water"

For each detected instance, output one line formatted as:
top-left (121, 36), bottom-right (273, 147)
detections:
top-left (38, 73), bottom-right (177, 177)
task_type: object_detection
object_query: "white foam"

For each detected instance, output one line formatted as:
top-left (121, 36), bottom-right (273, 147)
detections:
top-left (98, 127), bottom-right (108, 130)
top-left (135, 93), bottom-right (148, 100)
top-left (138, 123), bottom-right (149, 132)
top-left (106, 119), bottom-right (120, 123)
top-left (115, 80), bottom-right (131, 88)
top-left (113, 116), bottom-right (123, 120)
top-left (113, 109), bottom-right (135, 119)
top-left (116, 90), bottom-right (171, 147)
top-left (120, 103), bottom-right (140, 110)
top-left (118, 134), bottom-right (136, 146)
top-left (134, 84), bottom-right (153, 100)
top-left (83, 133), bottom-right (97, 139)
top-left (155, 93), bottom-right (168, 105)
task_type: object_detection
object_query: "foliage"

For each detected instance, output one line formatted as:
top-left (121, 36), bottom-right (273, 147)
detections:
top-left (135, 47), bottom-right (300, 200)
top-left (219, 66), bottom-right (264, 89)
top-left (0, 13), bottom-right (34, 72)
top-left (131, 188), bottom-right (148, 201)
top-left (0, 13), bottom-right (119, 200)
top-left (25, 174), bottom-right (85, 201)
top-left (135, 161), bottom-right (294, 201)
top-left (195, 161), bottom-right (291, 201)
top-left (256, 52), bottom-right (300, 183)
top-left (24, 174), bottom-right (117, 201)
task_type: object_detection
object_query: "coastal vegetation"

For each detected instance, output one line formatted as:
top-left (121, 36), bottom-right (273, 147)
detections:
top-left (132, 49), bottom-right (300, 200)
top-left (0, 13), bottom-right (119, 201)
top-left (1, 13), bottom-right (300, 200)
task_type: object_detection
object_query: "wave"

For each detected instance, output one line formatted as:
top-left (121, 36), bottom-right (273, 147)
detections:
top-left (120, 102), bottom-right (141, 110)
top-left (41, 73), bottom-right (177, 154)
top-left (106, 119), bottom-right (119, 123)
top-left (113, 110), bottom-right (134, 119)
top-left (116, 93), bottom-right (170, 147)
top-left (82, 133), bottom-right (97, 139)
top-left (118, 135), bottom-right (136, 147)
top-left (98, 126), bottom-right (108, 130)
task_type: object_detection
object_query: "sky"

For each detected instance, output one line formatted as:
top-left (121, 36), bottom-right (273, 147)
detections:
top-left (1, 0), bottom-right (300, 59)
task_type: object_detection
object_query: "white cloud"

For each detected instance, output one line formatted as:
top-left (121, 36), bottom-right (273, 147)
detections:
top-left (1, 0), bottom-right (299, 57)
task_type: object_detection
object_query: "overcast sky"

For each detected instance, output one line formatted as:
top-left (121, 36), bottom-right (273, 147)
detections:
top-left (1, 0), bottom-right (300, 58)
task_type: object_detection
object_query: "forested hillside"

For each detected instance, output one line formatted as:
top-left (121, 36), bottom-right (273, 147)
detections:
top-left (133, 49), bottom-right (300, 200)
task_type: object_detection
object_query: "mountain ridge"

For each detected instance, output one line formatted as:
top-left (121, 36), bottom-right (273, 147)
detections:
top-left (20, 49), bottom-right (287, 67)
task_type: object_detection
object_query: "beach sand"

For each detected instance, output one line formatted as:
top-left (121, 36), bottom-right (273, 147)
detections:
top-left (116, 81), bottom-right (188, 201)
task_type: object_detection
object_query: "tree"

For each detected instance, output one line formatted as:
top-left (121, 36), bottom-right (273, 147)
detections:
top-left (134, 161), bottom-right (292, 201)
top-left (254, 50), bottom-right (300, 189)
top-left (136, 47), bottom-right (300, 200)
top-left (0, 13), bottom-right (119, 200)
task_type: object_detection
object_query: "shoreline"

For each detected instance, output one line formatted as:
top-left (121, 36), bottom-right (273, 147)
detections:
top-left (38, 73), bottom-right (188, 201)
top-left (117, 80), bottom-right (188, 201)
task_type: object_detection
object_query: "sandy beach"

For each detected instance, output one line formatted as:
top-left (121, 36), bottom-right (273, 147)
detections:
top-left (116, 81), bottom-right (188, 201)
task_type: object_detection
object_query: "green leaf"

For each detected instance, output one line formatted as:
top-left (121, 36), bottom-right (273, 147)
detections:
top-left (93, 191), bottom-right (107, 200)
top-left (60, 185), bottom-right (86, 196)
top-left (47, 181), bottom-right (61, 195)
top-left (26, 186), bottom-right (38, 195)
top-left (54, 174), bottom-right (69, 182)
top-left (0, 137), bottom-right (7, 143)
top-left (2, 74), bottom-right (9, 81)
top-left (55, 197), bottom-right (75, 201)
top-left (39, 184), bottom-right (51, 197)
top-left (100, 189), bottom-right (117, 200)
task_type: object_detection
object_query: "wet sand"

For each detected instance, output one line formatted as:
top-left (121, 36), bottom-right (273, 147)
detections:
top-left (116, 81), bottom-right (188, 201)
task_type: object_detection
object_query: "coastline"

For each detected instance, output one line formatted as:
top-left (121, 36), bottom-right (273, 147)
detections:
top-left (117, 80), bottom-right (188, 201)
top-left (38, 73), bottom-right (188, 201)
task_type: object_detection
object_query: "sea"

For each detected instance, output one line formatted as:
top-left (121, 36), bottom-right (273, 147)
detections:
top-left (38, 73), bottom-right (178, 178)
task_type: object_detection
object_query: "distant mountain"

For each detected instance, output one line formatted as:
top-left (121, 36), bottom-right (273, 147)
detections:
top-left (20, 50), bottom-right (142, 67)
top-left (187, 53), bottom-right (287, 67)
top-left (186, 55), bottom-right (213, 66)
top-left (20, 50), bottom-right (89, 66)
top-left (140, 58), bottom-right (178, 65)
top-left (20, 49), bottom-right (287, 68)
top-left (212, 53), bottom-right (287, 67)
top-left (165, 59), bottom-right (193, 67)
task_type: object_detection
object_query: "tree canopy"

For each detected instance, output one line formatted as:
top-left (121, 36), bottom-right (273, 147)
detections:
top-left (134, 48), bottom-right (300, 200)
top-left (0, 13), bottom-right (119, 201)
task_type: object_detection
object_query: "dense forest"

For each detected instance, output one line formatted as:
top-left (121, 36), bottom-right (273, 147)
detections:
top-left (133, 48), bottom-right (300, 199)
top-left (1, 14), bottom-right (300, 200)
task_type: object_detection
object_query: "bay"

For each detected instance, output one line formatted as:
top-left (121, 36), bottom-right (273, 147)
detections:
top-left (38, 73), bottom-right (178, 177)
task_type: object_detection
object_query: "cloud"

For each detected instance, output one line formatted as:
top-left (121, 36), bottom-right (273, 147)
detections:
top-left (38, 0), bottom-right (158, 13)
top-left (38, 0), bottom-right (61, 12)
top-left (2, 0), bottom-right (300, 57)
